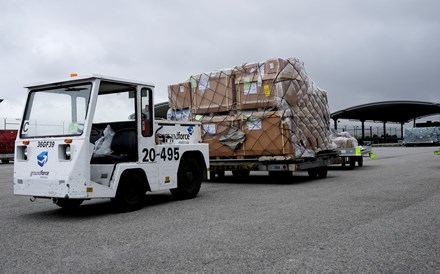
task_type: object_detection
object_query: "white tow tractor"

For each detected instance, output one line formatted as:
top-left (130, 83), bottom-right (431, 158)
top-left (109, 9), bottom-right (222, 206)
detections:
top-left (14, 75), bottom-right (209, 211)
top-left (333, 144), bottom-right (375, 169)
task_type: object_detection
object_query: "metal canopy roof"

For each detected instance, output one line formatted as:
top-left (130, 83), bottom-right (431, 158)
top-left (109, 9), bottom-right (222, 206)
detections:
top-left (154, 101), bottom-right (169, 119)
top-left (331, 101), bottom-right (440, 124)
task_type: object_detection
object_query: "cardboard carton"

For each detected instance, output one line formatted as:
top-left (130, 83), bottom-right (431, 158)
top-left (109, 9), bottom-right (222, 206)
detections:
top-left (235, 76), bottom-right (276, 110)
top-left (168, 82), bottom-right (191, 109)
top-left (200, 115), bottom-right (240, 158)
top-left (237, 111), bottom-right (294, 157)
top-left (191, 70), bottom-right (234, 114)
top-left (234, 62), bottom-right (264, 79)
top-left (263, 58), bottom-right (300, 80)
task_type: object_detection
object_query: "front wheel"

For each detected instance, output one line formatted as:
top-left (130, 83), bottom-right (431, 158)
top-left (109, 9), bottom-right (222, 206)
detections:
top-left (171, 158), bottom-right (203, 199)
top-left (54, 198), bottom-right (84, 209)
top-left (112, 174), bottom-right (145, 212)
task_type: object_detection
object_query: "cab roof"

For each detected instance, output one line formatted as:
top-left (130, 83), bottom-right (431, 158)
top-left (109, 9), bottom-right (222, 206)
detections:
top-left (24, 74), bottom-right (155, 89)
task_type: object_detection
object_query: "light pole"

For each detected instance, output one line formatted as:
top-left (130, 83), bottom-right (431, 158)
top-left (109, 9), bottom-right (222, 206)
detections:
top-left (0, 99), bottom-right (4, 129)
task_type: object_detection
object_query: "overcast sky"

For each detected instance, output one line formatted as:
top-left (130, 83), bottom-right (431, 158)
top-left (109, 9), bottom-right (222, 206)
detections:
top-left (1, 0), bottom-right (439, 123)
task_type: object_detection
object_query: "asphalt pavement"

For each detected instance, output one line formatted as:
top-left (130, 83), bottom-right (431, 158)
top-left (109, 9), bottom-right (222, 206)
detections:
top-left (1, 146), bottom-right (439, 273)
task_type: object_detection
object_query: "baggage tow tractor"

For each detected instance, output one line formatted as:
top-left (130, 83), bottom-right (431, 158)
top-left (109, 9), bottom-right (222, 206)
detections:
top-left (14, 75), bottom-right (209, 211)
top-left (332, 145), bottom-right (375, 169)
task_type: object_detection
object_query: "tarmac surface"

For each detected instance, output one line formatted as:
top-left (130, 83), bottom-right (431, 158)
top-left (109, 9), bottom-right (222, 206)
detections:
top-left (1, 146), bottom-right (439, 273)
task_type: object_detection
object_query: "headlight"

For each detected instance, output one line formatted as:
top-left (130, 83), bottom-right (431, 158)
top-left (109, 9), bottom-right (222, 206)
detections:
top-left (58, 144), bottom-right (72, 161)
top-left (65, 145), bottom-right (71, 160)
top-left (23, 146), bottom-right (28, 160)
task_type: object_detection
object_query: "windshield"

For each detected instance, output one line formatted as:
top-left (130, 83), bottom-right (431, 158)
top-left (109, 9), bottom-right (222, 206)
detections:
top-left (21, 84), bottom-right (91, 138)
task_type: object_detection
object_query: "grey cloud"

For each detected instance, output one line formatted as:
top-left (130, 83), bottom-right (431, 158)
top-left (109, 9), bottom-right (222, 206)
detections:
top-left (0, 0), bottom-right (439, 119)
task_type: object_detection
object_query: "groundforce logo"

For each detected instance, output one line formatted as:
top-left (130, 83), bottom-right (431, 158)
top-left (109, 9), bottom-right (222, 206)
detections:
top-left (37, 151), bottom-right (48, 167)
top-left (30, 170), bottom-right (50, 177)
top-left (157, 131), bottom-right (191, 144)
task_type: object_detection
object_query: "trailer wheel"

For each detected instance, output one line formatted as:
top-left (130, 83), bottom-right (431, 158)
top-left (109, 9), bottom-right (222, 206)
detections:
top-left (357, 156), bottom-right (363, 167)
top-left (308, 169), bottom-right (318, 178)
top-left (113, 174), bottom-right (145, 212)
top-left (307, 167), bottom-right (328, 179)
top-left (232, 170), bottom-right (250, 177)
top-left (349, 157), bottom-right (356, 169)
top-left (54, 198), bottom-right (84, 209)
top-left (317, 167), bottom-right (328, 178)
top-left (171, 157), bottom-right (202, 199)
top-left (341, 157), bottom-right (346, 168)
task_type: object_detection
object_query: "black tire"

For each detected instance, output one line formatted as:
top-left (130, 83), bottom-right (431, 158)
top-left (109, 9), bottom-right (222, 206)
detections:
top-left (308, 167), bottom-right (327, 179)
top-left (54, 198), bottom-right (84, 209)
top-left (308, 169), bottom-right (318, 178)
top-left (317, 167), bottom-right (328, 178)
top-left (171, 157), bottom-right (203, 199)
top-left (232, 170), bottom-right (250, 177)
top-left (112, 174), bottom-right (145, 212)
top-left (349, 157), bottom-right (356, 169)
top-left (357, 156), bottom-right (363, 167)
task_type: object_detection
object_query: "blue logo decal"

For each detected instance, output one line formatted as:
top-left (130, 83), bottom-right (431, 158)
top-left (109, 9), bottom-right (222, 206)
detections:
top-left (37, 151), bottom-right (48, 167)
top-left (187, 126), bottom-right (194, 136)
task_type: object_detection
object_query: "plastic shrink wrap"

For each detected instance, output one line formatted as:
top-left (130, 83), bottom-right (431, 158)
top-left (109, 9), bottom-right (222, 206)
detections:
top-left (330, 129), bottom-right (359, 149)
top-left (403, 127), bottom-right (440, 145)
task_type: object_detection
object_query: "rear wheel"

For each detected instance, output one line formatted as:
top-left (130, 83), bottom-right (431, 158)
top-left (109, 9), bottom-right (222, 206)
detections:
top-left (54, 198), bottom-right (84, 209)
top-left (357, 156), bottom-right (363, 167)
top-left (349, 157), bottom-right (356, 169)
top-left (171, 157), bottom-right (203, 199)
top-left (112, 174), bottom-right (145, 212)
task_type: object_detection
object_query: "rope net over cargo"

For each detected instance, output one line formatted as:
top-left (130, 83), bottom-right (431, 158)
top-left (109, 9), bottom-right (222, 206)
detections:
top-left (167, 57), bottom-right (333, 158)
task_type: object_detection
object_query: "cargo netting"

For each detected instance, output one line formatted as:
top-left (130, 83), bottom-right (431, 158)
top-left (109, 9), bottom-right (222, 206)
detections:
top-left (167, 57), bottom-right (333, 158)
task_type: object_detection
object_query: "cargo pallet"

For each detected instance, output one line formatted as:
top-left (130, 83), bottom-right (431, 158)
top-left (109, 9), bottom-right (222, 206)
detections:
top-left (209, 150), bottom-right (338, 179)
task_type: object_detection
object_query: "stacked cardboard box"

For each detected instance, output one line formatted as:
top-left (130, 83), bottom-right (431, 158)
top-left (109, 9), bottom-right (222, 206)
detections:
top-left (190, 70), bottom-right (234, 114)
top-left (237, 111), bottom-right (294, 156)
top-left (168, 82), bottom-right (191, 110)
top-left (168, 57), bottom-right (332, 158)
